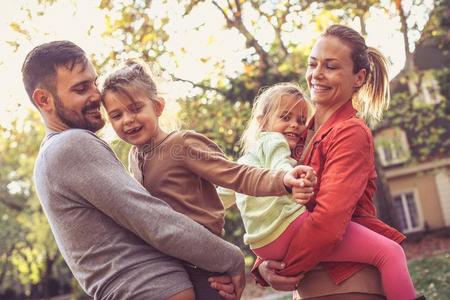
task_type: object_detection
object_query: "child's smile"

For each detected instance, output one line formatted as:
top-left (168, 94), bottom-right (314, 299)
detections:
top-left (265, 95), bottom-right (308, 150)
top-left (102, 88), bottom-right (166, 148)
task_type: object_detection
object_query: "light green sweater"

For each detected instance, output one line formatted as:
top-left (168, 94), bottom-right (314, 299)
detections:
top-left (236, 132), bottom-right (306, 249)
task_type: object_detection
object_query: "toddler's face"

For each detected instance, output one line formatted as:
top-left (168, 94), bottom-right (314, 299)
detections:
top-left (264, 95), bottom-right (308, 150)
top-left (103, 89), bottom-right (164, 147)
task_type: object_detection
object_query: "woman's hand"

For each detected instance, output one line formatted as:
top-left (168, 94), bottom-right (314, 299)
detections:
top-left (258, 260), bottom-right (304, 291)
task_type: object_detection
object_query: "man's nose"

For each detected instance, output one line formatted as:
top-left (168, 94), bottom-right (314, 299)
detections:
top-left (89, 86), bottom-right (101, 102)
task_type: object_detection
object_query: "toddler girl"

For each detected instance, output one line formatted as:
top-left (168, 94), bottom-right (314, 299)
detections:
top-left (236, 82), bottom-right (416, 300)
top-left (100, 60), bottom-right (314, 300)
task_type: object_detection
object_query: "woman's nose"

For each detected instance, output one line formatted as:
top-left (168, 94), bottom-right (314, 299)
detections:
top-left (312, 67), bottom-right (323, 79)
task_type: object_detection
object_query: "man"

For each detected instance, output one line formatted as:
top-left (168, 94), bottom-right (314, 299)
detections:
top-left (22, 41), bottom-right (309, 300)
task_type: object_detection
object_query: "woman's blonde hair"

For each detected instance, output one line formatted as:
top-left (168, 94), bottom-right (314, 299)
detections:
top-left (240, 82), bottom-right (310, 153)
top-left (323, 25), bottom-right (390, 123)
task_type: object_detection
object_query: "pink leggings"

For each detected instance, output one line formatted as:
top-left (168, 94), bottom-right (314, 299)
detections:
top-left (253, 213), bottom-right (416, 300)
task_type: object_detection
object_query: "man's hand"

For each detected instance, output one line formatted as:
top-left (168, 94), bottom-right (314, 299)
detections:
top-left (258, 260), bottom-right (303, 291)
top-left (209, 271), bottom-right (245, 300)
top-left (283, 165), bottom-right (315, 190)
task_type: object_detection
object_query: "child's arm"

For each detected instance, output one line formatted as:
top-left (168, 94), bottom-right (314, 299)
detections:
top-left (181, 131), bottom-right (298, 196)
top-left (259, 132), bottom-right (316, 204)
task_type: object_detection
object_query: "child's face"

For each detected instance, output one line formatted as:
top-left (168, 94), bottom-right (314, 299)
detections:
top-left (264, 95), bottom-right (308, 150)
top-left (103, 89), bottom-right (164, 147)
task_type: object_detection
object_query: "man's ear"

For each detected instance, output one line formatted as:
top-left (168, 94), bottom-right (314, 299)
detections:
top-left (32, 89), bottom-right (53, 112)
top-left (154, 97), bottom-right (165, 117)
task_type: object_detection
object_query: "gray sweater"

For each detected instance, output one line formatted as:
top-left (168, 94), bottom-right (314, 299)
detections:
top-left (34, 129), bottom-right (244, 299)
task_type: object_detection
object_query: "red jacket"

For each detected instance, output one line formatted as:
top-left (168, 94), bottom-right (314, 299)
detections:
top-left (252, 100), bottom-right (405, 285)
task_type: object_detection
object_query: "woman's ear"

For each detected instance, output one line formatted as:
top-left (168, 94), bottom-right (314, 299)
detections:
top-left (153, 97), bottom-right (165, 116)
top-left (354, 68), bottom-right (367, 89)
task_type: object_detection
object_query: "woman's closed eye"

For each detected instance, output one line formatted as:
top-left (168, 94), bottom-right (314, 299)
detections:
top-left (326, 64), bottom-right (338, 69)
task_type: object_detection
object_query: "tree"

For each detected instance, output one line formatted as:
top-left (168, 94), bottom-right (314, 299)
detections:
top-left (0, 111), bottom-right (70, 299)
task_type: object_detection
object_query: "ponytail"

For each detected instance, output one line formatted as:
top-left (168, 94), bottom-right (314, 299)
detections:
top-left (355, 47), bottom-right (390, 123)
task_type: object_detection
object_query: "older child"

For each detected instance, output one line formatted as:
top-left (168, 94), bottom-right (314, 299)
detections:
top-left (100, 60), bottom-right (314, 300)
top-left (236, 82), bottom-right (417, 300)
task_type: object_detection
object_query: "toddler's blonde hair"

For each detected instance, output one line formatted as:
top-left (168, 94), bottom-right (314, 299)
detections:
top-left (240, 82), bottom-right (310, 153)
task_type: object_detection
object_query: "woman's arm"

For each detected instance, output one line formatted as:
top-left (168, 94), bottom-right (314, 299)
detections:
top-left (278, 121), bottom-right (374, 276)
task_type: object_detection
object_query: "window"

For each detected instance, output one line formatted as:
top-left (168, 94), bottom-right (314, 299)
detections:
top-left (420, 72), bottom-right (443, 105)
top-left (393, 192), bottom-right (422, 233)
top-left (375, 128), bottom-right (411, 167)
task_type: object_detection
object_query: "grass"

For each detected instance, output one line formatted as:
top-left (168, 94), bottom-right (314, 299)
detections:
top-left (409, 252), bottom-right (450, 300)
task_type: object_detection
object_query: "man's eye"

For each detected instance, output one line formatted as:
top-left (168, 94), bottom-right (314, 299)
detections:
top-left (74, 85), bottom-right (87, 93)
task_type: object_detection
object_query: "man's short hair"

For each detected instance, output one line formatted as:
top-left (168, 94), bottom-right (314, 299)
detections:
top-left (21, 40), bottom-right (88, 107)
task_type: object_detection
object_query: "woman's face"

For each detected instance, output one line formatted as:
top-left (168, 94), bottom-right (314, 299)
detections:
top-left (305, 36), bottom-right (366, 108)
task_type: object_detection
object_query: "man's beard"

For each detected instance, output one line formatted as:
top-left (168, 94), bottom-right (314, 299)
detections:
top-left (54, 94), bottom-right (105, 132)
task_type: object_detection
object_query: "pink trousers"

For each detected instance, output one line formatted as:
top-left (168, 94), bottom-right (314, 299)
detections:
top-left (253, 212), bottom-right (416, 300)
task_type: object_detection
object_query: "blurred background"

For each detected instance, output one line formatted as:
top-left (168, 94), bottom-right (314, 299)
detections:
top-left (0, 0), bottom-right (448, 299)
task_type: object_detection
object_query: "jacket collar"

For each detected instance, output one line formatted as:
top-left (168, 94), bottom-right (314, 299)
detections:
top-left (295, 100), bottom-right (358, 163)
top-left (308, 100), bottom-right (358, 140)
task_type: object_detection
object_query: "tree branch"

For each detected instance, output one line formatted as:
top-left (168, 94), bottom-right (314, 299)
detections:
top-left (212, 0), bottom-right (274, 72)
top-left (172, 75), bottom-right (228, 97)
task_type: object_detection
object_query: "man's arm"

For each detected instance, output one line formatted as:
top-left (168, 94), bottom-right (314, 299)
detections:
top-left (47, 130), bottom-right (244, 276)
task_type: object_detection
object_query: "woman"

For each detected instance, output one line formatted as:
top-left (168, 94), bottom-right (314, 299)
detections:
top-left (252, 25), bottom-right (424, 299)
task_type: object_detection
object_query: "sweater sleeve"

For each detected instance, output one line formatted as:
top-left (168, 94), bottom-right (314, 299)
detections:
top-left (46, 130), bottom-right (244, 276)
top-left (279, 121), bottom-right (373, 276)
top-left (259, 132), bottom-right (295, 172)
top-left (181, 131), bottom-right (288, 196)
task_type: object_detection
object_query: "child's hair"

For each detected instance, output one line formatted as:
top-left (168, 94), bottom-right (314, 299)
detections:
top-left (240, 82), bottom-right (309, 154)
top-left (101, 59), bottom-right (179, 131)
top-left (323, 25), bottom-right (390, 123)
top-left (101, 58), bottom-right (160, 102)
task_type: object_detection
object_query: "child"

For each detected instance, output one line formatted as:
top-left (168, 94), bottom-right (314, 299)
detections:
top-left (100, 60), bottom-right (314, 300)
top-left (236, 82), bottom-right (417, 300)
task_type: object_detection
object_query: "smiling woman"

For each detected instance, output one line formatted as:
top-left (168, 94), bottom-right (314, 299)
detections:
top-left (252, 24), bottom-right (423, 300)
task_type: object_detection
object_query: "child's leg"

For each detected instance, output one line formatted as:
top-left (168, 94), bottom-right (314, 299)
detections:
top-left (323, 222), bottom-right (415, 300)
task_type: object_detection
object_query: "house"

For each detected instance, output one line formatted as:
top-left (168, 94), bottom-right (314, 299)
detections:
top-left (373, 2), bottom-right (450, 236)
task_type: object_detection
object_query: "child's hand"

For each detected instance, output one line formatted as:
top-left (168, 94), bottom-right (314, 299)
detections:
top-left (283, 165), bottom-right (315, 191)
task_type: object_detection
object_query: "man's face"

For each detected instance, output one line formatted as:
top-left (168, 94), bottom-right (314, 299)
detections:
top-left (52, 61), bottom-right (105, 132)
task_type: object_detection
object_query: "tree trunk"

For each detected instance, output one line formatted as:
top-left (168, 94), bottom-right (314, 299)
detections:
top-left (41, 252), bottom-right (56, 299)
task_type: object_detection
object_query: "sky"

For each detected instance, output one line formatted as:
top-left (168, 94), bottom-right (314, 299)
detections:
top-left (0, 0), bottom-right (433, 128)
